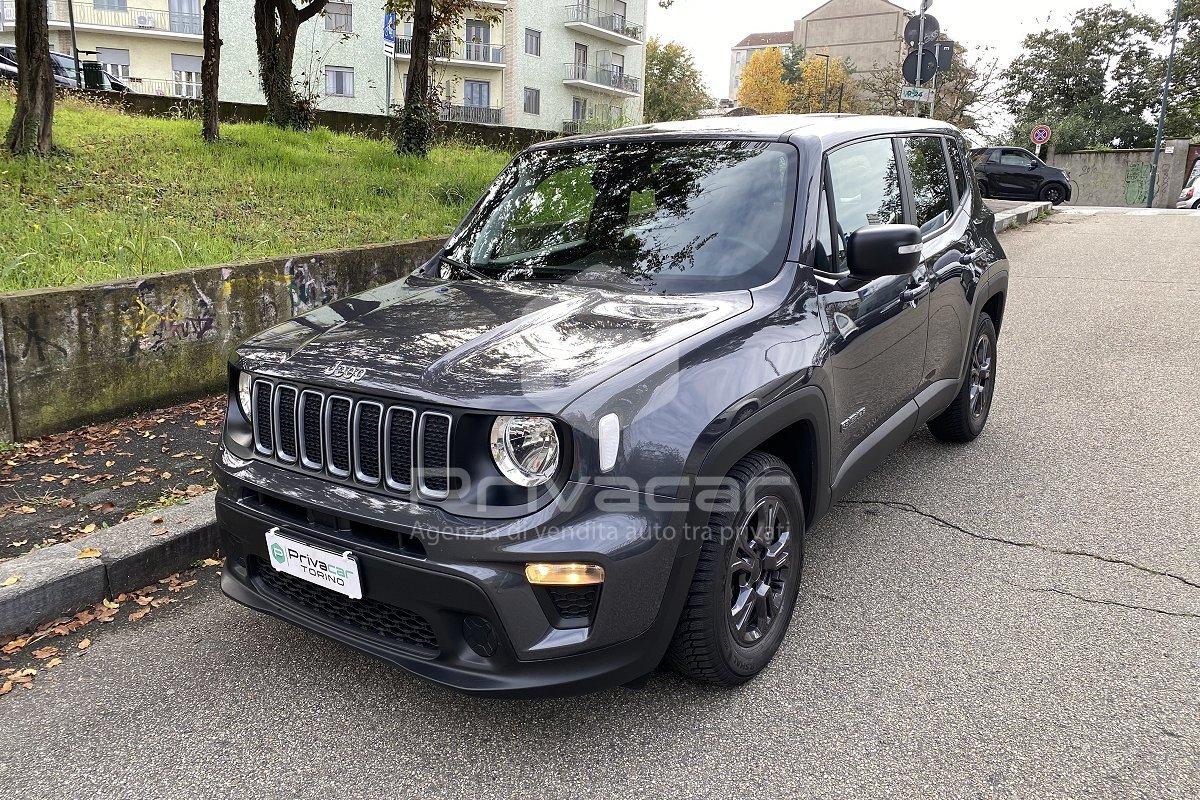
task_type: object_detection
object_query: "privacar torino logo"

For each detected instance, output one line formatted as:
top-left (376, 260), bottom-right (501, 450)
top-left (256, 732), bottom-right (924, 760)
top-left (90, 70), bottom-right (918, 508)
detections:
top-left (270, 542), bottom-right (287, 565)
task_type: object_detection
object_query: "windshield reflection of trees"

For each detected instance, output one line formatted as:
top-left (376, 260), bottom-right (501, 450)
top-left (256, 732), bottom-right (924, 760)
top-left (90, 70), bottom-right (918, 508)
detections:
top-left (445, 141), bottom-right (793, 293)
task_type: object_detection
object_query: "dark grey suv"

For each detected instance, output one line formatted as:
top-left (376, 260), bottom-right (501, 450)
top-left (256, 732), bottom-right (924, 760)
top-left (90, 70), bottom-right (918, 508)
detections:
top-left (216, 115), bottom-right (1008, 696)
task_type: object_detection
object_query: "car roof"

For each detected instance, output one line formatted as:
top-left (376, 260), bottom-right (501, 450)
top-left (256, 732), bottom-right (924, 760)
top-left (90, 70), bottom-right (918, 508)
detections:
top-left (537, 114), bottom-right (962, 151)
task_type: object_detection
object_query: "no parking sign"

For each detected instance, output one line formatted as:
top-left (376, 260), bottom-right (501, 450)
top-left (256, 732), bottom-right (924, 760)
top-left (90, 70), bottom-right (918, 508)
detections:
top-left (1031, 125), bottom-right (1052, 146)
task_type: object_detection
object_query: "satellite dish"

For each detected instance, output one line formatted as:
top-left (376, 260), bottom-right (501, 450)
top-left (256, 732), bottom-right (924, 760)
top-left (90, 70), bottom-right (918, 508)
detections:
top-left (904, 14), bottom-right (940, 48)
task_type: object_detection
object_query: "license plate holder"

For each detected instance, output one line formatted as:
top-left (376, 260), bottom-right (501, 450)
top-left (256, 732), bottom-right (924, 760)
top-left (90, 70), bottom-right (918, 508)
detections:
top-left (264, 527), bottom-right (363, 600)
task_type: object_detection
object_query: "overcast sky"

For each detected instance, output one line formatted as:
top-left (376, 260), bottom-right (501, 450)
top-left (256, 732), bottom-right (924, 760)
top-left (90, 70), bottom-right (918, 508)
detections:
top-left (645, 0), bottom-right (1178, 102)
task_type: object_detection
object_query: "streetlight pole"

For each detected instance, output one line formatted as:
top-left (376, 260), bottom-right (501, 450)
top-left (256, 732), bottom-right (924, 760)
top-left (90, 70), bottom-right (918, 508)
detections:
top-left (1146, 0), bottom-right (1183, 208)
top-left (66, 0), bottom-right (82, 89)
top-left (812, 52), bottom-right (830, 112)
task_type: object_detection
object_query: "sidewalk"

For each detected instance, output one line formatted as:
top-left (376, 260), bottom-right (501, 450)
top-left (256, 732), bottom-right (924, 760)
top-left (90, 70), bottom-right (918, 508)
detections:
top-left (0, 397), bottom-right (224, 562)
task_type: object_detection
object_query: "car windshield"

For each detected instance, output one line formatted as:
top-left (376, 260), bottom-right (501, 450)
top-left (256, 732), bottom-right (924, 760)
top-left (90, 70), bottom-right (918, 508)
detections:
top-left (443, 139), bottom-right (798, 294)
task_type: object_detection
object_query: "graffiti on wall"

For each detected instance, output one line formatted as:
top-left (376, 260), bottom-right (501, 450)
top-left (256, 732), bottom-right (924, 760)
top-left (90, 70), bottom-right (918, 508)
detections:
top-left (123, 278), bottom-right (237, 353)
top-left (12, 312), bottom-right (68, 363)
top-left (286, 258), bottom-right (339, 317)
top-left (1124, 162), bottom-right (1151, 207)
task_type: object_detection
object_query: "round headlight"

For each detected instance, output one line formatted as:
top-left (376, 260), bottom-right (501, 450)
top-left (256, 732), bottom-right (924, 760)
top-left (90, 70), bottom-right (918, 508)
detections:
top-left (237, 371), bottom-right (253, 418)
top-left (490, 416), bottom-right (560, 487)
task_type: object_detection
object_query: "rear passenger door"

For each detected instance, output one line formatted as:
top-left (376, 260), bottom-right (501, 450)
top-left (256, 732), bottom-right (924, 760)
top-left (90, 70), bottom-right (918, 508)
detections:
top-left (818, 137), bottom-right (930, 478)
top-left (897, 134), bottom-right (990, 408)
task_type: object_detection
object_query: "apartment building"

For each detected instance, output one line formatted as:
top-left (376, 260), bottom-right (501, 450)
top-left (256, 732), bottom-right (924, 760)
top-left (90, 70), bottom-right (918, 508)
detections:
top-left (0, 0), bottom-right (203, 96)
top-left (218, 0), bottom-right (647, 133)
top-left (728, 32), bottom-right (792, 101)
top-left (728, 0), bottom-right (910, 99)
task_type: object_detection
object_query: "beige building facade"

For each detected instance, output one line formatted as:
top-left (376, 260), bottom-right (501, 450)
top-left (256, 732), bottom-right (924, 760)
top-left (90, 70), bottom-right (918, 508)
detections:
top-left (793, 0), bottom-right (908, 73)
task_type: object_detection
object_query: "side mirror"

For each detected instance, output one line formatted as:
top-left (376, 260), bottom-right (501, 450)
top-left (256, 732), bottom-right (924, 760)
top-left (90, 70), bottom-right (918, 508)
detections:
top-left (846, 224), bottom-right (922, 280)
top-left (1028, 161), bottom-right (1039, 170)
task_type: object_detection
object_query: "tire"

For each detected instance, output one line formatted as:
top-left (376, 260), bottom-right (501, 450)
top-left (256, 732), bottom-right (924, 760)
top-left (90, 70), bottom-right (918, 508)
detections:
top-left (666, 451), bottom-right (804, 687)
top-left (1040, 183), bottom-right (1067, 205)
top-left (978, 180), bottom-right (991, 199)
top-left (928, 313), bottom-right (998, 443)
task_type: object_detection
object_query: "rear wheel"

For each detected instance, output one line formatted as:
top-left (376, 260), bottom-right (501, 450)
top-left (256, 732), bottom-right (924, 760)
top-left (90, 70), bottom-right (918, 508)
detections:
top-left (666, 451), bottom-right (804, 687)
top-left (928, 313), bottom-right (998, 443)
top-left (1040, 183), bottom-right (1067, 205)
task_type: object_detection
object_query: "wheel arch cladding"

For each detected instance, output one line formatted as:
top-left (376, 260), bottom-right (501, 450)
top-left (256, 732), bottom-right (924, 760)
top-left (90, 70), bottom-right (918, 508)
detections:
top-left (982, 290), bottom-right (1006, 334)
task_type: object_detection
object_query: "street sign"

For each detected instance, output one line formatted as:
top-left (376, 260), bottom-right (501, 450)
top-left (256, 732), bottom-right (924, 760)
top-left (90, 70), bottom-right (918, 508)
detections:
top-left (383, 11), bottom-right (397, 50)
top-left (903, 48), bottom-right (937, 84)
top-left (934, 41), bottom-right (954, 71)
top-left (904, 14), bottom-right (940, 47)
top-left (901, 85), bottom-right (935, 103)
top-left (1031, 125), bottom-right (1052, 146)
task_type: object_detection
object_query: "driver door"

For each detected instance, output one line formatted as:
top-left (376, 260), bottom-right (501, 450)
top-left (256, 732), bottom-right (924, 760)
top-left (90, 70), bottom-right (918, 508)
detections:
top-left (817, 136), bottom-right (929, 490)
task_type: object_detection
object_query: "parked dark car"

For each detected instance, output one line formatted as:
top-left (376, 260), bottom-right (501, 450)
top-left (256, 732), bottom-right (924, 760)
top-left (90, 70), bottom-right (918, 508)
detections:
top-left (971, 146), bottom-right (1072, 205)
top-left (217, 115), bottom-right (1009, 696)
top-left (0, 47), bottom-right (128, 91)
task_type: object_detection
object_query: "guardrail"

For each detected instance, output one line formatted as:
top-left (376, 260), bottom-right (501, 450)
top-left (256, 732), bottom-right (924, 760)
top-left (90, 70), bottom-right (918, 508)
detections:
top-left (563, 63), bottom-right (639, 93)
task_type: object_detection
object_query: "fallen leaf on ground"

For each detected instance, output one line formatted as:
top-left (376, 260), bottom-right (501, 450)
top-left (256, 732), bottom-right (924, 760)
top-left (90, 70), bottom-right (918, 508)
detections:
top-left (151, 516), bottom-right (164, 524)
top-left (102, 598), bottom-right (119, 609)
top-left (56, 498), bottom-right (76, 508)
top-left (14, 506), bottom-right (35, 515)
top-left (45, 658), bottom-right (62, 669)
top-left (151, 528), bottom-right (169, 537)
top-left (81, 524), bottom-right (96, 534)
top-left (1, 575), bottom-right (19, 587)
top-left (10, 540), bottom-right (27, 547)
top-left (76, 548), bottom-right (101, 559)
top-left (128, 608), bottom-right (151, 622)
top-left (31, 646), bottom-right (58, 660)
top-left (201, 558), bottom-right (221, 567)
top-left (77, 639), bottom-right (91, 650)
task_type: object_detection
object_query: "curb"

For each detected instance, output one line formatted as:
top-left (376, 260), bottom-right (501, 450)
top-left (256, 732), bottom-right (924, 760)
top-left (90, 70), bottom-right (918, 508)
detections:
top-left (993, 200), bottom-right (1053, 233)
top-left (0, 493), bottom-right (218, 636)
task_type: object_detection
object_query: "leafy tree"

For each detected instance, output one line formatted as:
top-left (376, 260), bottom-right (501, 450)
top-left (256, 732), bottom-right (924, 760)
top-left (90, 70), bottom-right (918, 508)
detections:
top-left (786, 53), bottom-right (858, 114)
top-left (644, 37), bottom-right (712, 122)
top-left (5, 0), bottom-right (55, 155)
top-left (253, 0), bottom-right (330, 129)
top-left (736, 48), bottom-right (791, 114)
top-left (201, 0), bottom-right (221, 142)
top-left (1154, 0), bottom-right (1199, 140)
top-left (1003, 4), bottom-right (1160, 148)
top-left (857, 44), bottom-right (1002, 133)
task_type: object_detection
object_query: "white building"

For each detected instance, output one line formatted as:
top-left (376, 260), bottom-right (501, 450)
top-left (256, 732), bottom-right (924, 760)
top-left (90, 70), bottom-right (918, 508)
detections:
top-left (218, 0), bottom-right (648, 133)
top-left (727, 31), bottom-right (792, 101)
top-left (0, 0), bottom-right (203, 96)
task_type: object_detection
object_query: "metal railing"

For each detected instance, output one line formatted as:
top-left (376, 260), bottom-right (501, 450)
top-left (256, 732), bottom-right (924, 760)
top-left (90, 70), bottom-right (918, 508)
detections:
top-left (562, 120), bottom-right (583, 135)
top-left (35, 1), bottom-right (202, 35)
top-left (124, 75), bottom-right (201, 99)
top-left (394, 36), bottom-right (504, 64)
top-left (564, 4), bottom-right (642, 40)
top-left (440, 104), bottom-right (502, 125)
top-left (563, 62), bottom-right (639, 93)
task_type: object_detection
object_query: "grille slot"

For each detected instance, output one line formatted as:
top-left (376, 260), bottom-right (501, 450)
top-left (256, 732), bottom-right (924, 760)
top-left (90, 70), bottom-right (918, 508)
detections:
top-left (419, 412), bottom-right (452, 497)
top-left (246, 379), bottom-right (453, 500)
top-left (385, 407), bottom-right (415, 491)
top-left (252, 558), bottom-right (439, 656)
top-left (325, 395), bottom-right (353, 477)
top-left (353, 402), bottom-right (383, 484)
top-left (547, 585), bottom-right (598, 619)
top-left (275, 385), bottom-right (298, 462)
top-left (252, 380), bottom-right (274, 455)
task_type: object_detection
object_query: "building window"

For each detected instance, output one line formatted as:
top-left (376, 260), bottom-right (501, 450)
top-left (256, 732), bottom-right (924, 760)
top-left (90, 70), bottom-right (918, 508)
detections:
top-left (324, 3), bottom-right (353, 33)
top-left (325, 66), bottom-right (354, 97)
top-left (464, 79), bottom-right (490, 108)
top-left (525, 28), bottom-right (541, 56)
top-left (97, 47), bottom-right (130, 80)
top-left (523, 87), bottom-right (540, 115)
top-left (170, 53), bottom-right (201, 99)
top-left (94, 0), bottom-right (128, 11)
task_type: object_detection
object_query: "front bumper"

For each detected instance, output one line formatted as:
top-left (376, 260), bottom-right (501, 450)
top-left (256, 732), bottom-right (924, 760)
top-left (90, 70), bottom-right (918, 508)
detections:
top-left (215, 449), bottom-right (700, 697)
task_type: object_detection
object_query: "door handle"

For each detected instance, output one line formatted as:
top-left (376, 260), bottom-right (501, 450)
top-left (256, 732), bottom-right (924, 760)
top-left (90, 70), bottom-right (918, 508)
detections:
top-left (900, 281), bottom-right (932, 305)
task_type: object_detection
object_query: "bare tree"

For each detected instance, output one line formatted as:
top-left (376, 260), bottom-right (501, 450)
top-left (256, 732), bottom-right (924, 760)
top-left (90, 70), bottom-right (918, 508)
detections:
top-left (5, 0), bottom-right (55, 155)
top-left (858, 45), bottom-right (1003, 134)
top-left (253, 0), bottom-right (329, 129)
top-left (201, 0), bottom-right (222, 142)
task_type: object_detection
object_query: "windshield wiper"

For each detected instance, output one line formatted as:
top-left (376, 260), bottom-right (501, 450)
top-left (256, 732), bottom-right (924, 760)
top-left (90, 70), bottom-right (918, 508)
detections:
top-left (438, 254), bottom-right (491, 281)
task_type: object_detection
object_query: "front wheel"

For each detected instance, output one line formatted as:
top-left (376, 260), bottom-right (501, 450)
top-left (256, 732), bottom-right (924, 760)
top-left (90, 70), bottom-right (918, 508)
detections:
top-left (666, 451), bottom-right (804, 687)
top-left (928, 313), bottom-right (998, 443)
top-left (1040, 183), bottom-right (1067, 205)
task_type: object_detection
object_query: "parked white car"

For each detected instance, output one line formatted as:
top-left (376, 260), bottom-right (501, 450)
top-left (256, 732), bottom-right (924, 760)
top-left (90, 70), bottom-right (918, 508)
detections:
top-left (1179, 159), bottom-right (1200, 209)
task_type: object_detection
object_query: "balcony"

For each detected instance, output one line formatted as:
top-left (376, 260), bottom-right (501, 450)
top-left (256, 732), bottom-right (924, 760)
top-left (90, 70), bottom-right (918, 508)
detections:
top-left (22, 1), bottom-right (204, 37)
top-left (563, 5), bottom-right (642, 46)
top-left (440, 104), bottom-right (502, 126)
top-left (562, 63), bottom-right (639, 96)
top-left (125, 75), bottom-right (201, 98)
top-left (393, 36), bottom-right (504, 68)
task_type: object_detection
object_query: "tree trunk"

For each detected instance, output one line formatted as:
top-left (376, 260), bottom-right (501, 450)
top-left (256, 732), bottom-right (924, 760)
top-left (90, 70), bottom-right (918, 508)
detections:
top-left (5, 0), bottom-right (55, 155)
top-left (201, 0), bottom-right (222, 142)
top-left (396, 0), bottom-right (436, 156)
top-left (254, 0), bottom-right (325, 129)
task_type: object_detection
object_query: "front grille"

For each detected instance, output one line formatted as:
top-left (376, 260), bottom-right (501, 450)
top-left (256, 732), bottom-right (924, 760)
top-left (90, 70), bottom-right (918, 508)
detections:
top-left (547, 585), bottom-right (599, 620)
top-left (253, 558), bottom-right (439, 656)
top-left (248, 378), bottom-right (452, 498)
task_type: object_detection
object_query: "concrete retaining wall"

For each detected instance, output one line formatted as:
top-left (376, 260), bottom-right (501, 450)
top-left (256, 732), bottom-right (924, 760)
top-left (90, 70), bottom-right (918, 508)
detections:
top-left (1050, 139), bottom-right (1191, 207)
top-left (0, 237), bottom-right (446, 443)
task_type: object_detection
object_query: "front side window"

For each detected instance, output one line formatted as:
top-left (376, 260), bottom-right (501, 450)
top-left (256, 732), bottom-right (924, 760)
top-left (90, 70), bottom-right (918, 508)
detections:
top-left (999, 150), bottom-right (1034, 168)
top-left (902, 136), bottom-right (954, 232)
top-left (444, 140), bottom-right (799, 294)
top-left (827, 137), bottom-right (903, 251)
top-left (325, 66), bottom-right (354, 97)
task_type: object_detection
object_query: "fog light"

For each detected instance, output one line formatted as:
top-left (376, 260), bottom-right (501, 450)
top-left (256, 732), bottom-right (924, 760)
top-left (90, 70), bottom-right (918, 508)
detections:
top-left (524, 562), bottom-right (604, 586)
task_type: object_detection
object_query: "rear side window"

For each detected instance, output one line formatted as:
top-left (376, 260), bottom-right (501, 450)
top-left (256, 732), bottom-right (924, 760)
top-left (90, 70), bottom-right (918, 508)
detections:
top-left (902, 136), bottom-right (953, 233)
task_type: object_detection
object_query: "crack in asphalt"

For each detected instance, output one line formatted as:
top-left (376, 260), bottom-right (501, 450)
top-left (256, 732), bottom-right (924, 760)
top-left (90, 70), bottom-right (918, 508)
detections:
top-left (841, 499), bottom-right (1200, 591)
top-left (1011, 584), bottom-right (1200, 621)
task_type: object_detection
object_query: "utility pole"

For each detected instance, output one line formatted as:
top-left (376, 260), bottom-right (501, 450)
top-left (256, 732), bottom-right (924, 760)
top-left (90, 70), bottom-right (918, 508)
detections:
top-left (1146, 0), bottom-right (1183, 208)
top-left (812, 52), bottom-right (831, 112)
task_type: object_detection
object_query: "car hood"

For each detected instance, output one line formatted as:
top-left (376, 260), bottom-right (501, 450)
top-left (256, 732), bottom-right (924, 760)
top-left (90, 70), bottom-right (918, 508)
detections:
top-left (237, 275), bottom-right (752, 413)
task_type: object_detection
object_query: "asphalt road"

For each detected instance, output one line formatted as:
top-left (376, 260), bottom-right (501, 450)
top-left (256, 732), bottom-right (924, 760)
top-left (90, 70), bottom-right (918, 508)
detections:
top-left (4, 209), bottom-right (1199, 799)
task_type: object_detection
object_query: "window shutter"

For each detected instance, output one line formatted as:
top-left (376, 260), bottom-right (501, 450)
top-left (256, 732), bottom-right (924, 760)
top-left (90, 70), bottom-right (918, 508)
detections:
top-left (97, 48), bottom-right (130, 66)
top-left (171, 54), bottom-right (202, 73)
